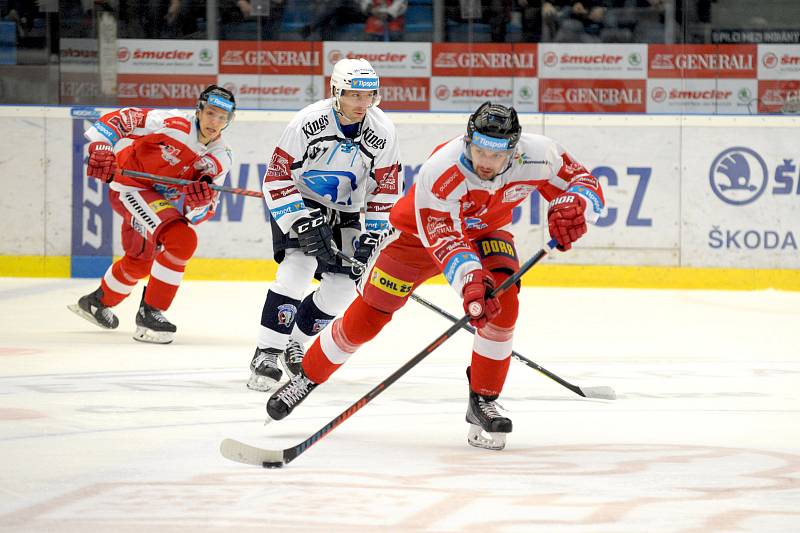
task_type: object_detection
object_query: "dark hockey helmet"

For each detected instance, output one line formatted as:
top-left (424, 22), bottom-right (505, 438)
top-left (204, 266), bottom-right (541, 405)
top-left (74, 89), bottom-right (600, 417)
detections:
top-left (198, 85), bottom-right (236, 122)
top-left (466, 101), bottom-right (521, 152)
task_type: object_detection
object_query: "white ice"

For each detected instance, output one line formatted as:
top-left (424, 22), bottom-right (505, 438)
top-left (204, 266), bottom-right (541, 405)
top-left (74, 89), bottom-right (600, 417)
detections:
top-left (1, 278), bottom-right (799, 532)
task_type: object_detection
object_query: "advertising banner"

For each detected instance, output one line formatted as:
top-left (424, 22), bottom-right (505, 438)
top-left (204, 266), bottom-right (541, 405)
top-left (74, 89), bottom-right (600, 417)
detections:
top-left (218, 41), bottom-right (323, 75)
top-left (648, 44), bottom-right (757, 79)
top-left (757, 44), bottom-right (800, 80)
top-left (431, 43), bottom-right (537, 77)
top-left (646, 79), bottom-right (756, 115)
top-left (682, 126), bottom-right (800, 268)
top-left (116, 39), bottom-right (217, 75)
top-left (322, 41), bottom-right (431, 77)
top-left (59, 38), bottom-right (98, 74)
top-left (757, 79), bottom-right (800, 114)
top-left (218, 74), bottom-right (324, 110)
top-left (540, 79), bottom-right (647, 113)
top-left (375, 77), bottom-right (430, 111)
top-left (538, 43), bottom-right (647, 80)
top-left (430, 76), bottom-right (515, 111)
top-left (117, 74), bottom-right (217, 107)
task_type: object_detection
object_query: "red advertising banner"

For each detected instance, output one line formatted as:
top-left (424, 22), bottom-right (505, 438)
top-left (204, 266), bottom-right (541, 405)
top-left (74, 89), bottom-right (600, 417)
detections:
top-left (117, 74), bottom-right (217, 107)
top-left (540, 79), bottom-right (646, 113)
top-left (648, 44), bottom-right (757, 79)
top-left (431, 43), bottom-right (537, 77)
top-left (219, 41), bottom-right (323, 75)
top-left (757, 80), bottom-right (800, 113)
top-left (325, 76), bottom-right (429, 111)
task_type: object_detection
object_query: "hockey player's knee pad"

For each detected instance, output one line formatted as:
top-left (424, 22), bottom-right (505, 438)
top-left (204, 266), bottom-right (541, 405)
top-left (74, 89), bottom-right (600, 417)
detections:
top-left (157, 220), bottom-right (198, 261)
top-left (342, 295), bottom-right (393, 345)
top-left (119, 254), bottom-right (154, 280)
top-left (314, 273), bottom-right (358, 316)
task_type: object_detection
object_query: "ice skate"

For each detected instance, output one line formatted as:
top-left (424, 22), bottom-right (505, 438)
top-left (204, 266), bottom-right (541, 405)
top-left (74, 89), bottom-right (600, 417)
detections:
top-left (133, 301), bottom-right (176, 344)
top-left (68, 287), bottom-right (119, 330)
top-left (247, 347), bottom-right (283, 392)
top-left (279, 338), bottom-right (305, 378)
top-left (466, 392), bottom-right (512, 451)
top-left (266, 369), bottom-right (318, 421)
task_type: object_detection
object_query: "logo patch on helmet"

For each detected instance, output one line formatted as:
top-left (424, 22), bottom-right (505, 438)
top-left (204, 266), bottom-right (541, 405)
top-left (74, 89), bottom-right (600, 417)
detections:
top-left (472, 132), bottom-right (510, 151)
top-left (208, 94), bottom-right (234, 112)
top-left (351, 77), bottom-right (379, 90)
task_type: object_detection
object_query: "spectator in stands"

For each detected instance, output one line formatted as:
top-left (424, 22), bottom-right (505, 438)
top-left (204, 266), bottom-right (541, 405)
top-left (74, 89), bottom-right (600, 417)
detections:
top-left (361, 0), bottom-right (407, 42)
top-left (118, 0), bottom-right (197, 39)
top-left (300, 1), bottom-right (367, 40)
top-left (554, 1), bottom-right (607, 42)
top-left (220, 0), bottom-right (285, 40)
top-left (444, 0), bottom-right (512, 43)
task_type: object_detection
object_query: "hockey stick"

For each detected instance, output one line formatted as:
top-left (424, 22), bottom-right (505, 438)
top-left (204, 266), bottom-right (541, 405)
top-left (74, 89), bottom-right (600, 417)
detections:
top-left (336, 251), bottom-right (615, 400)
top-left (119, 169), bottom-right (265, 198)
top-left (220, 240), bottom-right (558, 468)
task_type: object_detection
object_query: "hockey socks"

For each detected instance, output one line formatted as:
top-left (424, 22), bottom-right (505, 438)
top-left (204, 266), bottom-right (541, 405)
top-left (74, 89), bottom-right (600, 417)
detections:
top-left (291, 293), bottom-right (335, 345)
top-left (258, 289), bottom-right (301, 349)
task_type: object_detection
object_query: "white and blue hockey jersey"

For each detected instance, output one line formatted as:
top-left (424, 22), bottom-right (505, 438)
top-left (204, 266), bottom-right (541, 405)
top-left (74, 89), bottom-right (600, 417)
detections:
top-left (262, 98), bottom-right (403, 234)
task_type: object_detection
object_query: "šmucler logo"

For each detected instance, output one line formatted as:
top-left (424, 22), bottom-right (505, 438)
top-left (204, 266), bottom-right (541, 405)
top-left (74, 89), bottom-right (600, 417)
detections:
top-left (709, 147), bottom-right (767, 205)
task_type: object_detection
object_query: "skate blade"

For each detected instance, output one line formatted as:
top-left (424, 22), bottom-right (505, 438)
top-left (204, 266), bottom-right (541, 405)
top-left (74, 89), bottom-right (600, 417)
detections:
top-left (67, 304), bottom-right (117, 330)
top-left (467, 424), bottom-right (507, 451)
top-left (133, 326), bottom-right (174, 344)
top-left (247, 373), bottom-right (280, 392)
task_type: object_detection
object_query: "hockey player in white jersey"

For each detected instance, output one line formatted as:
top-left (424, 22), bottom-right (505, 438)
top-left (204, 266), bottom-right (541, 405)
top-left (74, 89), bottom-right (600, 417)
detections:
top-left (248, 58), bottom-right (403, 391)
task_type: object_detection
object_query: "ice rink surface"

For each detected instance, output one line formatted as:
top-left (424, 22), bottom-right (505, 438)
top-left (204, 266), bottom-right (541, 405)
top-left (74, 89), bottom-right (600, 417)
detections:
top-left (1, 278), bottom-right (799, 532)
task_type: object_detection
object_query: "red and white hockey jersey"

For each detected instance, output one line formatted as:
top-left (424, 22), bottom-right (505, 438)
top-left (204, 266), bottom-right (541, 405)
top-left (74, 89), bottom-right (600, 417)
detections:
top-left (263, 98), bottom-right (403, 234)
top-left (84, 107), bottom-right (233, 225)
top-left (389, 133), bottom-right (605, 294)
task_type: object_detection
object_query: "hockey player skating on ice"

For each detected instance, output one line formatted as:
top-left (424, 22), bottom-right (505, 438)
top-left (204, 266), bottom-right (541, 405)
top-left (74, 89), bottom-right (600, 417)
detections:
top-left (69, 85), bottom-right (236, 344)
top-left (265, 102), bottom-right (605, 450)
top-left (249, 58), bottom-right (403, 391)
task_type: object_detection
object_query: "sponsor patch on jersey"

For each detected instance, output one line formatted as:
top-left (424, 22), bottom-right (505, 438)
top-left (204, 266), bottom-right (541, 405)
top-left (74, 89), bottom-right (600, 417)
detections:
top-left (443, 252), bottom-right (481, 285)
top-left (301, 115), bottom-right (330, 138)
top-left (567, 186), bottom-right (604, 215)
top-left (369, 267), bottom-right (413, 297)
top-left (160, 143), bottom-right (182, 166)
top-left (93, 121), bottom-right (120, 143)
top-left (502, 184), bottom-right (537, 203)
top-left (148, 199), bottom-right (173, 214)
top-left (270, 185), bottom-right (299, 201)
top-left (365, 219), bottom-right (388, 231)
top-left (420, 208), bottom-right (457, 244)
top-left (163, 116), bottom-right (191, 134)
top-left (270, 201), bottom-right (305, 220)
top-left (362, 126), bottom-right (386, 150)
top-left (374, 164), bottom-right (399, 195)
top-left (367, 202), bottom-right (393, 213)
top-left (478, 238), bottom-right (517, 260)
top-left (432, 166), bottom-right (464, 200)
top-left (433, 239), bottom-right (472, 263)
top-left (265, 148), bottom-right (294, 181)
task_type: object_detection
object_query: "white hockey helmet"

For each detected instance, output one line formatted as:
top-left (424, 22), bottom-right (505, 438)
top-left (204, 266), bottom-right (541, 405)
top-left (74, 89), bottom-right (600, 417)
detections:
top-left (330, 57), bottom-right (381, 110)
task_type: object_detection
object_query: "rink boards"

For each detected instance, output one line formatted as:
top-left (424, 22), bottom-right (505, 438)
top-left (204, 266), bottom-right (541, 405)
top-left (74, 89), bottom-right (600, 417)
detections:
top-left (0, 106), bottom-right (798, 290)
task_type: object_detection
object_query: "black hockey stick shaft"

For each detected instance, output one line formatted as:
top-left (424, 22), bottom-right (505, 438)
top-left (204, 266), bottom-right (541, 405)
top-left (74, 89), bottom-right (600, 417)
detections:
top-left (337, 248), bottom-right (598, 399)
top-left (279, 240), bottom-right (557, 465)
top-left (119, 169), bottom-right (265, 198)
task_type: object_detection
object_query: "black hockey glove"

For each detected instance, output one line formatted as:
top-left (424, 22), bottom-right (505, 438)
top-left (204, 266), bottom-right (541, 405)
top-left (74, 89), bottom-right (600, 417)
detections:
top-left (348, 232), bottom-right (381, 281)
top-left (292, 209), bottom-right (336, 264)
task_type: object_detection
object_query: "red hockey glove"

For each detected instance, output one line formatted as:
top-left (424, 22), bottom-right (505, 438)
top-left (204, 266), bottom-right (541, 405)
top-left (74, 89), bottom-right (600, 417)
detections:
top-left (547, 192), bottom-right (587, 251)
top-left (87, 141), bottom-right (117, 183)
top-left (184, 177), bottom-right (214, 210)
top-left (462, 269), bottom-right (501, 329)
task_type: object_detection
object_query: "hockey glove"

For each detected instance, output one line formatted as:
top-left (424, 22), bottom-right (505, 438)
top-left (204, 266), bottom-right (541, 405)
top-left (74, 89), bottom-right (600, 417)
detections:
top-left (292, 209), bottom-right (336, 264)
top-left (87, 141), bottom-right (117, 183)
top-left (348, 232), bottom-right (381, 280)
top-left (547, 192), bottom-right (587, 251)
top-left (462, 269), bottom-right (501, 329)
top-left (184, 176), bottom-right (214, 210)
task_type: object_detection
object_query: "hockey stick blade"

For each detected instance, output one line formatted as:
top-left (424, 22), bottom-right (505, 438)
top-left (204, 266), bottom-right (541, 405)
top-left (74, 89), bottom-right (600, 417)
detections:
top-left (221, 242), bottom-right (557, 468)
top-left (220, 438), bottom-right (286, 468)
top-left (579, 386), bottom-right (617, 400)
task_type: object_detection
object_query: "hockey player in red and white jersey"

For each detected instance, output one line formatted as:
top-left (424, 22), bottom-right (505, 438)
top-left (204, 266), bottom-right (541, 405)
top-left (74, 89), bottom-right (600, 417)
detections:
top-left (264, 102), bottom-right (605, 451)
top-left (247, 58), bottom-right (402, 391)
top-left (68, 85), bottom-right (236, 344)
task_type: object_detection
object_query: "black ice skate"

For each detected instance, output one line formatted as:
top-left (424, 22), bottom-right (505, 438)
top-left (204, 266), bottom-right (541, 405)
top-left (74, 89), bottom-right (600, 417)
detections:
top-left (247, 347), bottom-right (283, 392)
top-left (134, 299), bottom-right (177, 344)
top-left (68, 287), bottom-right (119, 330)
top-left (266, 369), bottom-right (318, 421)
top-left (279, 338), bottom-right (305, 378)
top-left (465, 367), bottom-right (512, 450)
